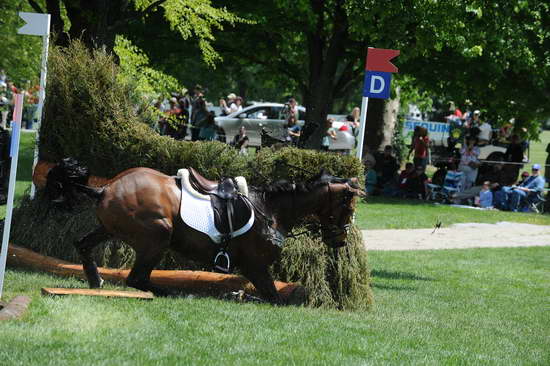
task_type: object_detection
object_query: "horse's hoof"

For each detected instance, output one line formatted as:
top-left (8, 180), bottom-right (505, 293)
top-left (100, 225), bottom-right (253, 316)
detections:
top-left (88, 277), bottom-right (104, 289)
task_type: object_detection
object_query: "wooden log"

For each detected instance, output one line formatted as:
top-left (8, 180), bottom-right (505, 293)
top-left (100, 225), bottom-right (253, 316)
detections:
top-left (41, 288), bottom-right (154, 300)
top-left (0, 296), bottom-right (31, 321)
top-left (7, 244), bottom-right (305, 303)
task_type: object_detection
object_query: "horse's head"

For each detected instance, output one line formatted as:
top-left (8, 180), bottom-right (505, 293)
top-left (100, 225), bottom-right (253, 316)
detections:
top-left (309, 170), bottom-right (365, 248)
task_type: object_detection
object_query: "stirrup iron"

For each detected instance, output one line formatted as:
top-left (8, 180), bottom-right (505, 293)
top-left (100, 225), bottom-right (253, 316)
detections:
top-left (214, 250), bottom-right (231, 273)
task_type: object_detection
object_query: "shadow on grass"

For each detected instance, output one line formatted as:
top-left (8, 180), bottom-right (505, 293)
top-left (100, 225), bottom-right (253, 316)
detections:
top-left (370, 283), bottom-right (417, 291)
top-left (371, 269), bottom-right (434, 281)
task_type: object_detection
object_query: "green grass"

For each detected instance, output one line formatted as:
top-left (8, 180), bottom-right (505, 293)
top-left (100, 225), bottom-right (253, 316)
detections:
top-left (0, 131), bottom-right (36, 219)
top-left (355, 196), bottom-right (550, 230)
top-left (1, 246), bottom-right (549, 365)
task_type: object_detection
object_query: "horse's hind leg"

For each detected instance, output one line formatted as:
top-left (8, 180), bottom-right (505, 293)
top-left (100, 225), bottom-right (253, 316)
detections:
top-left (75, 226), bottom-right (112, 288)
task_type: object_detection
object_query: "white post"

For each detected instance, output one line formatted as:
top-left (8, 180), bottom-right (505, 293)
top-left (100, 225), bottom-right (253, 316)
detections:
top-left (355, 96), bottom-right (370, 161)
top-left (30, 16), bottom-right (51, 199)
top-left (0, 94), bottom-right (24, 299)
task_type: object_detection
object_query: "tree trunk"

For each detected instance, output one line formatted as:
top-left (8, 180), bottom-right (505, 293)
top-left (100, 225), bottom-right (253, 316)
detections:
top-left (360, 90), bottom-right (401, 156)
top-left (382, 92), bottom-right (400, 148)
top-left (362, 98), bottom-right (386, 154)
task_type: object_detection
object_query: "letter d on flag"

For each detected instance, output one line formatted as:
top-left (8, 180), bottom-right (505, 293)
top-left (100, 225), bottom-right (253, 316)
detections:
top-left (363, 71), bottom-right (392, 99)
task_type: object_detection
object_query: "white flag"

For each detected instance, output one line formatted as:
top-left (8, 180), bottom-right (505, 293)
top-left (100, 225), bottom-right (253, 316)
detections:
top-left (18, 12), bottom-right (50, 36)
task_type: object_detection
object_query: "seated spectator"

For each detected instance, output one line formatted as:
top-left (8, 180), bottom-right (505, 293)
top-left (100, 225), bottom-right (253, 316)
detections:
top-left (444, 162), bottom-right (464, 193)
top-left (495, 164), bottom-right (546, 212)
top-left (403, 165), bottom-right (428, 199)
top-left (365, 160), bottom-right (377, 195)
top-left (375, 145), bottom-right (399, 189)
top-left (362, 146), bottom-right (376, 169)
top-left (517, 171), bottom-right (530, 185)
top-left (431, 161), bottom-right (449, 186)
top-left (475, 181), bottom-right (493, 208)
top-left (398, 163), bottom-right (415, 193)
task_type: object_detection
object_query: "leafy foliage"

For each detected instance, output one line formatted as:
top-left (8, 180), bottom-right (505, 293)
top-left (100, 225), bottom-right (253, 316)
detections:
top-left (114, 35), bottom-right (183, 101)
top-left (133, 0), bottom-right (252, 66)
top-left (0, 2), bottom-right (42, 86)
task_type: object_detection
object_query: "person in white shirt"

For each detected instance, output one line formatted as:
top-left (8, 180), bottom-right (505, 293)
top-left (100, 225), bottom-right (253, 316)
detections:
top-left (220, 93), bottom-right (243, 115)
top-left (477, 116), bottom-right (492, 144)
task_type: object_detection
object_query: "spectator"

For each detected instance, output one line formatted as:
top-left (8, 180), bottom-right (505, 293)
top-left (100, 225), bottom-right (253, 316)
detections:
top-left (459, 136), bottom-right (480, 190)
top-left (404, 165), bottom-right (428, 199)
top-left (397, 162), bottom-right (414, 195)
top-left (362, 146), bottom-right (376, 171)
top-left (504, 134), bottom-right (524, 182)
top-left (199, 111), bottom-right (217, 141)
top-left (220, 93), bottom-right (242, 116)
top-left (364, 160), bottom-right (377, 195)
top-left (321, 118), bottom-right (337, 151)
top-left (431, 161), bottom-right (448, 186)
top-left (444, 162), bottom-right (465, 193)
top-left (375, 145), bottom-right (399, 190)
top-left (477, 119), bottom-right (492, 145)
top-left (232, 125), bottom-right (249, 155)
top-left (409, 126), bottom-right (429, 169)
top-left (476, 181), bottom-right (493, 208)
top-left (190, 85), bottom-right (208, 141)
top-left (284, 98), bottom-right (299, 123)
top-left (497, 164), bottom-right (546, 212)
top-left (286, 116), bottom-right (301, 146)
top-left (163, 97), bottom-right (186, 139)
top-left (517, 171), bottom-right (530, 185)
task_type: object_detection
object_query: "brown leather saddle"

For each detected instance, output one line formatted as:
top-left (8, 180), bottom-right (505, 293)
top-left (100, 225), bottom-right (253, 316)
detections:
top-left (187, 168), bottom-right (253, 272)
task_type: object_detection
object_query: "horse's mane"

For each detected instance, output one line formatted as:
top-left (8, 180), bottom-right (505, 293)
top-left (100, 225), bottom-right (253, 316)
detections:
top-left (254, 171), bottom-right (359, 195)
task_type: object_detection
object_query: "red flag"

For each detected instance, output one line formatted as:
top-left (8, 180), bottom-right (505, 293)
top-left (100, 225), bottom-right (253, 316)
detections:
top-left (366, 48), bottom-right (400, 73)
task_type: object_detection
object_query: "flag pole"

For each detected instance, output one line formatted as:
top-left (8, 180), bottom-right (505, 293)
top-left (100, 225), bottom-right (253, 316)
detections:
top-left (355, 97), bottom-right (369, 161)
top-left (0, 94), bottom-right (24, 298)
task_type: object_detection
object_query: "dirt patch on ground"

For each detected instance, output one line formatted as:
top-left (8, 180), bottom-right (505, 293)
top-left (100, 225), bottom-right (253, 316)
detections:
top-left (362, 222), bottom-right (550, 251)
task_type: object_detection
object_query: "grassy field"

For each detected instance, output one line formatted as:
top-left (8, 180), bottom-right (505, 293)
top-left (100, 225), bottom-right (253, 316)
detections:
top-left (355, 196), bottom-right (550, 230)
top-left (1, 246), bottom-right (549, 365)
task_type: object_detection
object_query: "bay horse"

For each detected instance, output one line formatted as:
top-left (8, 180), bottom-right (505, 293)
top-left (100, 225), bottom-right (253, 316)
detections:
top-left (45, 158), bottom-right (363, 304)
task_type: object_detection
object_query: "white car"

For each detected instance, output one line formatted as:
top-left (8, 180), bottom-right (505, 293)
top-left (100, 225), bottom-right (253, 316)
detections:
top-left (214, 103), bottom-right (355, 150)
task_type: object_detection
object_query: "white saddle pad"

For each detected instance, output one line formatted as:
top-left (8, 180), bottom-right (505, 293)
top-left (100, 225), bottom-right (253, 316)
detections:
top-left (178, 169), bottom-right (254, 244)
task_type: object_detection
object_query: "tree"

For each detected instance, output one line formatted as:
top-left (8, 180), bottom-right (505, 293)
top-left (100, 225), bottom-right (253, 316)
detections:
top-left (0, 2), bottom-right (42, 86)
top-left (213, 0), bottom-right (549, 149)
top-left (26, 0), bottom-right (247, 65)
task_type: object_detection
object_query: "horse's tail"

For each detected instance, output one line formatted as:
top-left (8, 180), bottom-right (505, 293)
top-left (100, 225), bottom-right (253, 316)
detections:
top-left (45, 157), bottom-right (104, 205)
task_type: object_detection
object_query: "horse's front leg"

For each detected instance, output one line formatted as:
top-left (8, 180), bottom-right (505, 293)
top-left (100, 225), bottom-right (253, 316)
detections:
top-left (125, 226), bottom-right (173, 297)
top-left (74, 226), bottom-right (112, 288)
top-left (241, 266), bottom-right (283, 305)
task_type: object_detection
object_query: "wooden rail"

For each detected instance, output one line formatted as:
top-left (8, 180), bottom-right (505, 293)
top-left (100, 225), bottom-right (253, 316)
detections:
top-left (7, 244), bottom-right (305, 303)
